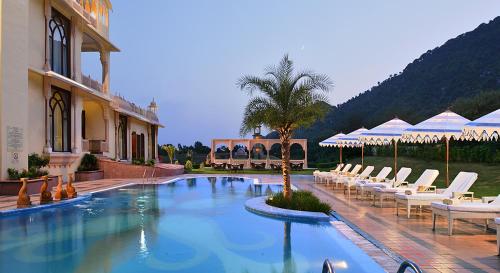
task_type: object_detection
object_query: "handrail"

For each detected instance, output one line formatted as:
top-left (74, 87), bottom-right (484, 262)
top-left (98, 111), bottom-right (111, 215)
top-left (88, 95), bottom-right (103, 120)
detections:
top-left (322, 259), bottom-right (335, 273)
top-left (142, 169), bottom-right (147, 184)
top-left (397, 260), bottom-right (422, 273)
top-left (151, 168), bottom-right (156, 182)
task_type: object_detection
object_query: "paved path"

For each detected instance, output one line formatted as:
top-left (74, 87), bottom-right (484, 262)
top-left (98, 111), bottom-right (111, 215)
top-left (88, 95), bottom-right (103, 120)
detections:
top-left (293, 178), bottom-right (500, 273)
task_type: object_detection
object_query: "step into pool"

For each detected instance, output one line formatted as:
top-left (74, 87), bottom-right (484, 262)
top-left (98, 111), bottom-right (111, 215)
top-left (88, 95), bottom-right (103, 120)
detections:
top-left (0, 177), bottom-right (385, 273)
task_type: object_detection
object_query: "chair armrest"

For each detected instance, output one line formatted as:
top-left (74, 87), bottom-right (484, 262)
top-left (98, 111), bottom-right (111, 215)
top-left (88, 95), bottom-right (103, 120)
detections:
top-left (455, 192), bottom-right (474, 202)
top-left (418, 186), bottom-right (436, 193)
top-left (399, 182), bottom-right (409, 187)
top-left (436, 188), bottom-right (446, 194)
top-left (482, 196), bottom-right (498, 203)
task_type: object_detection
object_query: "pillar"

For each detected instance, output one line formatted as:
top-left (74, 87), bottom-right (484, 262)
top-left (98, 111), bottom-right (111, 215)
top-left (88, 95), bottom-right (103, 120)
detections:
top-left (43, 77), bottom-right (52, 153)
top-left (100, 50), bottom-right (110, 93)
top-left (43, 0), bottom-right (52, 71)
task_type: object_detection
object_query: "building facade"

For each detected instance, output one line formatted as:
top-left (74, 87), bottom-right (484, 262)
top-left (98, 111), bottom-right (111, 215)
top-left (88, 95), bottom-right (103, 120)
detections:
top-left (0, 0), bottom-right (162, 179)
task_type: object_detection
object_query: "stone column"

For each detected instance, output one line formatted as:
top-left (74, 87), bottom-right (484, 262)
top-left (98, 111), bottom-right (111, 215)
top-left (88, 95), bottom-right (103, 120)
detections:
top-left (100, 50), bottom-right (110, 93)
top-left (43, 0), bottom-right (52, 71)
top-left (43, 77), bottom-right (52, 153)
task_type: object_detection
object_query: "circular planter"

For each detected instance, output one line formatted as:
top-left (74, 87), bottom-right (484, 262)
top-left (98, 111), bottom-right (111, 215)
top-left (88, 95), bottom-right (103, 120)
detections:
top-left (75, 170), bottom-right (104, 182)
top-left (245, 196), bottom-right (331, 222)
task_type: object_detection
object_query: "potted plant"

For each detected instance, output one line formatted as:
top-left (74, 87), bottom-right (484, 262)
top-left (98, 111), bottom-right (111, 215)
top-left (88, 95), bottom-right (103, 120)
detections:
top-left (0, 153), bottom-right (57, 196)
top-left (75, 153), bottom-right (104, 182)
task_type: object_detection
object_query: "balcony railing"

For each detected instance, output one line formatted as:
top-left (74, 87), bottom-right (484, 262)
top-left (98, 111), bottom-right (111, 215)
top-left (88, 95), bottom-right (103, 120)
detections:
top-left (69, 0), bottom-right (109, 38)
top-left (81, 74), bottom-right (103, 92)
top-left (82, 139), bottom-right (108, 154)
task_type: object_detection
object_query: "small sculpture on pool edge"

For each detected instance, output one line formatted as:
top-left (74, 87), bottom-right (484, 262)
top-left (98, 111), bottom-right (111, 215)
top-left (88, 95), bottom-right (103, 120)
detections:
top-left (17, 178), bottom-right (31, 208)
top-left (66, 173), bottom-right (77, 199)
top-left (54, 175), bottom-right (68, 201)
top-left (39, 175), bottom-right (53, 204)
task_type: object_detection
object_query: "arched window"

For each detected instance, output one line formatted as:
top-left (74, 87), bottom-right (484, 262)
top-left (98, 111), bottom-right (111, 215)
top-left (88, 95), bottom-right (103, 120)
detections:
top-left (118, 115), bottom-right (127, 160)
top-left (50, 89), bottom-right (71, 152)
top-left (49, 9), bottom-right (70, 77)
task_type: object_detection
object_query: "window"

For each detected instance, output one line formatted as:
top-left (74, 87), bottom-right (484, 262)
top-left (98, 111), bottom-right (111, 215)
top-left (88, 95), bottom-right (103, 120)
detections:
top-left (49, 9), bottom-right (71, 77)
top-left (81, 110), bottom-right (86, 139)
top-left (50, 88), bottom-right (71, 152)
top-left (118, 115), bottom-right (127, 159)
top-left (140, 133), bottom-right (145, 159)
top-left (151, 125), bottom-right (156, 159)
top-left (131, 132), bottom-right (137, 160)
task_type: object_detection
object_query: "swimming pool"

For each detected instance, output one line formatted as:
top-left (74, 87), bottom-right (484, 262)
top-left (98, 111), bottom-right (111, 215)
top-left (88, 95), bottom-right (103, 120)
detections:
top-left (0, 177), bottom-right (385, 273)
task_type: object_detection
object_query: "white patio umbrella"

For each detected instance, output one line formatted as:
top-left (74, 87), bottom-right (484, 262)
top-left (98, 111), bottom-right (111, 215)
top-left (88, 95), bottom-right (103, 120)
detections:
top-left (401, 110), bottom-right (470, 186)
top-left (463, 109), bottom-right (500, 141)
top-left (360, 118), bottom-right (413, 183)
top-left (319, 133), bottom-right (345, 163)
top-left (338, 128), bottom-right (368, 169)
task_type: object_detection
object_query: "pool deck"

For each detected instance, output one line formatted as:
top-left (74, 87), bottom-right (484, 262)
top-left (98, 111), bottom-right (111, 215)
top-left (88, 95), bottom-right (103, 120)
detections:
top-left (293, 178), bottom-right (500, 273)
top-left (0, 174), bottom-right (498, 273)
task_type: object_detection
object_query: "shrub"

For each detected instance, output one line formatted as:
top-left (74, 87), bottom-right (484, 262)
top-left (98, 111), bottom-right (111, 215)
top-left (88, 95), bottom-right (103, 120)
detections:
top-left (78, 153), bottom-right (99, 171)
top-left (266, 191), bottom-right (331, 214)
top-left (132, 158), bottom-right (145, 165)
top-left (8, 153), bottom-right (50, 179)
top-left (146, 159), bottom-right (155, 167)
top-left (184, 160), bottom-right (193, 171)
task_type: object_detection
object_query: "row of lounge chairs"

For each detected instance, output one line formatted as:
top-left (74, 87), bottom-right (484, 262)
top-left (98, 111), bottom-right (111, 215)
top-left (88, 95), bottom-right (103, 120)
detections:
top-left (314, 164), bottom-right (500, 236)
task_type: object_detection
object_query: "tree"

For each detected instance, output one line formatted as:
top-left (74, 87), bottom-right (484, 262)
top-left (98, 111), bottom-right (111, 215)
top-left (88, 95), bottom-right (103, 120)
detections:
top-left (237, 55), bottom-right (332, 200)
top-left (162, 145), bottom-right (176, 164)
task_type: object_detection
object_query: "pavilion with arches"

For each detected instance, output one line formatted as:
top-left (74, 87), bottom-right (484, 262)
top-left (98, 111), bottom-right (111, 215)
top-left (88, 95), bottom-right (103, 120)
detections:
top-left (210, 138), bottom-right (308, 169)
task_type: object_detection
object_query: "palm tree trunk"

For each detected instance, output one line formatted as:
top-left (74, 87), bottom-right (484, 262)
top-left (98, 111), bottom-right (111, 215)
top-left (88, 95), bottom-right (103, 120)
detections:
top-left (281, 131), bottom-right (292, 200)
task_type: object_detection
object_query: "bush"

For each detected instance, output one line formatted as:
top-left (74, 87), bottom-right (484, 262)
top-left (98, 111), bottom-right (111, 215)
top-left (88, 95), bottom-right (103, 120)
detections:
top-left (8, 153), bottom-right (49, 179)
top-left (184, 160), bottom-right (193, 171)
top-left (78, 153), bottom-right (99, 171)
top-left (146, 159), bottom-right (155, 167)
top-left (132, 158), bottom-right (145, 165)
top-left (266, 191), bottom-right (331, 214)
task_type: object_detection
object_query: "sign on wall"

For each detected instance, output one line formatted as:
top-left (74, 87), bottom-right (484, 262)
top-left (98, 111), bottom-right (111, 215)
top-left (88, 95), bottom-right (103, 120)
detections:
top-left (7, 126), bottom-right (24, 152)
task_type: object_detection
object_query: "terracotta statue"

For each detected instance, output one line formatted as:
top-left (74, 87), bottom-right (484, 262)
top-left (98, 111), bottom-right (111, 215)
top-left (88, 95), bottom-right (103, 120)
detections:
top-left (39, 175), bottom-right (53, 204)
top-left (66, 173), bottom-right (77, 198)
top-left (17, 178), bottom-right (31, 208)
top-left (54, 175), bottom-right (68, 201)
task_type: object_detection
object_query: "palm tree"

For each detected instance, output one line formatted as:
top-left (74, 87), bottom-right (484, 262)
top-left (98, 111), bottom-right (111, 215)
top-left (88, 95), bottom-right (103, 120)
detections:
top-left (237, 55), bottom-right (332, 200)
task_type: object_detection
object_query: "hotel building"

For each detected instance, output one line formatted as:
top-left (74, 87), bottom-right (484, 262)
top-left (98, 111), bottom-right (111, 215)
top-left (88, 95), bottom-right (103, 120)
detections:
top-left (0, 0), bottom-right (162, 179)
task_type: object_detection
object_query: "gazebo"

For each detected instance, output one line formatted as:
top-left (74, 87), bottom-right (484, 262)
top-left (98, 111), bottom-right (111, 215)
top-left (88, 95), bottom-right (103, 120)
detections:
top-left (210, 134), bottom-right (308, 169)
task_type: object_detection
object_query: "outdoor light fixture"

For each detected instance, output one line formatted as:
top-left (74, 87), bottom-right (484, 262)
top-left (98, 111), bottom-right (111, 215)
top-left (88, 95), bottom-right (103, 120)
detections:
top-left (253, 125), bottom-right (262, 139)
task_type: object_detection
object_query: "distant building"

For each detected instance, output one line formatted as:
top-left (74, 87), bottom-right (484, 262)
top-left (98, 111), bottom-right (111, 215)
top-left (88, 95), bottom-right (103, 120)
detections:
top-left (0, 0), bottom-right (162, 179)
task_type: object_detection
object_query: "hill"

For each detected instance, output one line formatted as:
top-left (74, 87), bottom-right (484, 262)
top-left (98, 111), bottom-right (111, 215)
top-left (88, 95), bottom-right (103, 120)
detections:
top-left (280, 17), bottom-right (500, 163)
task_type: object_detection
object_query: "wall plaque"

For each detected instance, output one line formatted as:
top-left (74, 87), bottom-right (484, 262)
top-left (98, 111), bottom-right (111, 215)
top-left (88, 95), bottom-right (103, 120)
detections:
top-left (7, 126), bottom-right (24, 152)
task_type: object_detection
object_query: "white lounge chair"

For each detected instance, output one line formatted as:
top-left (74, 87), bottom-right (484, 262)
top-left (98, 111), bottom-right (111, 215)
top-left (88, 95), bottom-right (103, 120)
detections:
top-left (395, 172), bottom-right (478, 218)
top-left (332, 164), bottom-right (363, 189)
top-left (314, 164), bottom-right (343, 182)
top-left (372, 169), bottom-right (439, 207)
top-left (360, 167), bottom-right (412, 201)
top-left (319, 164), bottom-right (352, 184)
top-left (353, 167), bottom-right (392, 199)
top-left (431, 195), bottom-right (500, 235)
top-left (343, 166), bottom-right (374, 198)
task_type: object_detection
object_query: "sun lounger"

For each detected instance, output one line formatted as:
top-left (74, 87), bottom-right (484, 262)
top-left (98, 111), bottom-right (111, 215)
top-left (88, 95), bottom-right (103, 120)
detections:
top-left (318, 164), bottom-right (352, 184)
top-left (332, 164), bottom-right (363, 188)
top-left (352, 167), bottom-right (392, 199)
top-left (342, 166), bottom-right (374, 197)
top-left (395, 171), bottom-right (478, 218)
top-left (431, 195), bottom-right (500, 235)
top-left (372, 169), bottom-right (439, 207)
top-left (360, 167), bottom-right (412, 200)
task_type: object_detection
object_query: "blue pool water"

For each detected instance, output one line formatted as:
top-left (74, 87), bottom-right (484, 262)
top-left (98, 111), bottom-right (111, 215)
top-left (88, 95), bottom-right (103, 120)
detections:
top-left (0, 177), bottom-right (385, 273)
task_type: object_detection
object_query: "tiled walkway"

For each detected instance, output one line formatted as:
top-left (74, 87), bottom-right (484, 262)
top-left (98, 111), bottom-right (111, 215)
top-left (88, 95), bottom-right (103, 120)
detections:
top-left (293, 178), bottom-right (500, 273)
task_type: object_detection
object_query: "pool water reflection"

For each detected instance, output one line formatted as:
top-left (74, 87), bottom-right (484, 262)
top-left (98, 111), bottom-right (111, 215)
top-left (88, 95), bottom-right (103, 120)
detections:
top-left (0, 177), bottom-right (385, 273)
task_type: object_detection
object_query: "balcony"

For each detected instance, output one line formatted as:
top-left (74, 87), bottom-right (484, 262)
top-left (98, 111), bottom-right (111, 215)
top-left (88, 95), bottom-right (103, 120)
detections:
top-left (66, 0), bottom-right (110, 38)
top-left (82, 139), bottom-right (108, 154)
top-left (81, 74), bottom-right (103, 92)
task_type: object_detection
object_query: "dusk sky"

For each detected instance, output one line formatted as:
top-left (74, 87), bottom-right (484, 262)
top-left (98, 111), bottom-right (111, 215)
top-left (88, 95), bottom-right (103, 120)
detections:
top-left (82, 1), bottom-right (500, 146)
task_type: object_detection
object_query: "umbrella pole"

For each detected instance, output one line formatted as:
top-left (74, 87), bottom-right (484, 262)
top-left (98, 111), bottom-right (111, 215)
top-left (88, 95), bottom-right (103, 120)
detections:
top-left (361, 144), bottom-right (364, 170)
top-left (446, 138), bottom-right (450, 187)
top-left (394, 140), bottom-right (398, 187)
top-left (339, 145), bottom-right (343, 164)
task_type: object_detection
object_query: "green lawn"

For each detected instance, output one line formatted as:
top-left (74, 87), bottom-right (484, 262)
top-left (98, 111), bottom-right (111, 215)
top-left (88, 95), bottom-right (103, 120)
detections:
top-left (342, 156), bottom-right (500, 197)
